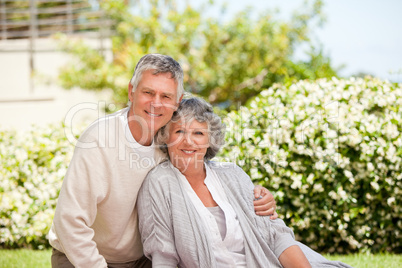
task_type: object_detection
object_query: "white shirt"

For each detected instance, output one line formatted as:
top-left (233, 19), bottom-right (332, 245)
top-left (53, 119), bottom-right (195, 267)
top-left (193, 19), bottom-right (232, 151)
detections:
top-left (173, 162), bottom-right (247, 267)
top-left (207, 206), bottom-right (226, 240)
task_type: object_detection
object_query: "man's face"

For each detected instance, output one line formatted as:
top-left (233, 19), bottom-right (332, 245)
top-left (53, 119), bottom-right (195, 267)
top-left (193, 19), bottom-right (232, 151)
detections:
top-left (128, 69), bottom-right (181, 138)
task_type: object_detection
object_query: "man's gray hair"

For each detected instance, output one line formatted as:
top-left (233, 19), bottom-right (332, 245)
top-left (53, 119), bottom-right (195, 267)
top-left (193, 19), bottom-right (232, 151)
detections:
top-left (129, 54), bottom-right (184, 101)
top-left (155, 97), bottom-right (225, 160)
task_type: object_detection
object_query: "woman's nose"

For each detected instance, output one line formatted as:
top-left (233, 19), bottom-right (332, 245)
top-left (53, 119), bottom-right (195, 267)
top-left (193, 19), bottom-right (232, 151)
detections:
top-left (184, 133), bottom-right (193, 145)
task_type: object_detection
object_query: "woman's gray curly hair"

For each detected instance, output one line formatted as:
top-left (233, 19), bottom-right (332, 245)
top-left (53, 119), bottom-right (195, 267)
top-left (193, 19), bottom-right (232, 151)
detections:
top-left (155, 97), bottom-right (225, 160)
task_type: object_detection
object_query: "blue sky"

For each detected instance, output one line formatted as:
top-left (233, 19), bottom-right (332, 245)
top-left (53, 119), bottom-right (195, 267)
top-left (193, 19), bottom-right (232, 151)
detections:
top-left (188, 0), bottom-right (402, 82)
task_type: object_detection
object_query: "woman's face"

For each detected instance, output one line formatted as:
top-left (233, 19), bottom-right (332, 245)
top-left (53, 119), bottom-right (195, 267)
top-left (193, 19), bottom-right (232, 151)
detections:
top-left (167, 118), bottom-right (209, 172)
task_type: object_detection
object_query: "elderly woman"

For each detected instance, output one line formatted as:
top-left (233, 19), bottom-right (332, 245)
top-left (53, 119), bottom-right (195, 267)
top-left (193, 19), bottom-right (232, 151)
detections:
top-left (137, 98), bottom-right (352, 268)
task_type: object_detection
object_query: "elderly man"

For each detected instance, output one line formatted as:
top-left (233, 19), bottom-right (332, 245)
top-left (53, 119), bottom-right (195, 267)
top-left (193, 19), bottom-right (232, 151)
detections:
top-left (49, 54), bottom-right (276, 268)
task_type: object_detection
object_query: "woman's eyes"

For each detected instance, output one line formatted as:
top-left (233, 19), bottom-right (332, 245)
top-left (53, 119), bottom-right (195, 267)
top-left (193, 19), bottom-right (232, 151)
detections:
top-left (174, 130), bottom-right (204, 135)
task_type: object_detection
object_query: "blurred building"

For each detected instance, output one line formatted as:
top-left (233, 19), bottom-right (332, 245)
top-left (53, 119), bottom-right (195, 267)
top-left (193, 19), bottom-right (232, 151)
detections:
top-left (0, 0), bottom-right (113, 130)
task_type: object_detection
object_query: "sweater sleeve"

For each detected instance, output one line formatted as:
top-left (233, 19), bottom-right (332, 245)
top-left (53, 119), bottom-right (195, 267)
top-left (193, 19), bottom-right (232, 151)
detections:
top-left (269, 218), bottom-right (299, 258)
top-left (51, 131), bottom-right (108, 268)
top-left (137, 168), bottom-right (179, 268)
top-left (230, 164), bottom-right (299, 259)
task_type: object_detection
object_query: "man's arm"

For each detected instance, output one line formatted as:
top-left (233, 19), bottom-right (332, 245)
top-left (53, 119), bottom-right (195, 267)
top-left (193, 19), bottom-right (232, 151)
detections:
top-left (253, 185), bottom-right (278, 219)
top-left (51, 138), bottom-right (107, 268)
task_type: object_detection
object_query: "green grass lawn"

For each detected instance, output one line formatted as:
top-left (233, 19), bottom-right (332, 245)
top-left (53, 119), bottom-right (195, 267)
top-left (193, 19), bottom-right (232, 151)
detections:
top-left (325, 253), bottom-right (402, 268)
top-left (0, 249), bottom-right (400, 268)
top-left (0, 249), bottom-right (51, 268)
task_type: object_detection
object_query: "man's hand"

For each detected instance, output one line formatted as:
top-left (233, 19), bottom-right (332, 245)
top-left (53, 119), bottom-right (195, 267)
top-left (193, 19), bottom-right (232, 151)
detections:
top-left (253, 185), bottom-right (278, 219)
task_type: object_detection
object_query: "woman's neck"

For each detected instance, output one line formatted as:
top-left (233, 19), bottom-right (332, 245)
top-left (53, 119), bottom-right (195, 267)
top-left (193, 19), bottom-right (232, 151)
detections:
top-left (178, 161), bottom-right (206, 185)
top-left (180, 162), bottom-right (218, 207)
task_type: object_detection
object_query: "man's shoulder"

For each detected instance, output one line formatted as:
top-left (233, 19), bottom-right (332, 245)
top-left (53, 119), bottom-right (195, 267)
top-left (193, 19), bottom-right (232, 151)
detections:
top-left (87, 107), bottom-right (128, 131)
top-left (79, 107), bottom-right (129, 140)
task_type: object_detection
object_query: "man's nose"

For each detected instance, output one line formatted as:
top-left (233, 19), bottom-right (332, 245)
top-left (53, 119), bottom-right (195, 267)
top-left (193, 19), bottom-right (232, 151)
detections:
top-left (151, 95), bottom-right (163, 108)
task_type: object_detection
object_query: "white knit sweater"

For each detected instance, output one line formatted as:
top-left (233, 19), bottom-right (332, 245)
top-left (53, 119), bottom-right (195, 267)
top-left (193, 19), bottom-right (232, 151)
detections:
top-left (48, 107), bottom-right (166, 267)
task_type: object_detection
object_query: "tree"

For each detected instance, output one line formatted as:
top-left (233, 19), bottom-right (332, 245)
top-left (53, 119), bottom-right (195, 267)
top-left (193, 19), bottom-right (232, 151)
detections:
top-left (57, 0), bottom-right (340, 109)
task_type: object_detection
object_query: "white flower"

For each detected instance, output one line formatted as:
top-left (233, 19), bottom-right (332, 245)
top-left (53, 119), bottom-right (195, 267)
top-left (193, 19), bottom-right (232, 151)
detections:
top-left (344, 170), bottom-right (353, 178)
top-left (370, 181), bottom-right (380, 191)
top-left (367, 162), bottom-right (375, 172)
top-left (307, 173), bottom-right (314, 184)
top-left (338, 187), bottom-right (348, 200)
top-left (313, 183), bottom-right (324, 192)
top-left (387, 197), bottom-right (395, 206)
top-left (314, 161), bottom-right (327, 171)
top-left (291, 174), bottom-right (303, 189)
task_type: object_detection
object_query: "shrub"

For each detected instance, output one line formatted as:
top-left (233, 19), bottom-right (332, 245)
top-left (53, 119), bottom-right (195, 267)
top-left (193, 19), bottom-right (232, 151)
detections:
top-left (1, 77), bottom-right (400, 252)
top-left (0, 124), bottom-right (75, 249)
top-left (219, 76), bottom-right (402, 253)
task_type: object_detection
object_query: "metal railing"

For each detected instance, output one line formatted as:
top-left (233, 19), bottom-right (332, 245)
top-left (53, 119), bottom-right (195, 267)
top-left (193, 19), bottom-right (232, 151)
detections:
top-left (0, 0), bottom-right (113, 93)
top-left (0, 0), bottom-right (112, 40)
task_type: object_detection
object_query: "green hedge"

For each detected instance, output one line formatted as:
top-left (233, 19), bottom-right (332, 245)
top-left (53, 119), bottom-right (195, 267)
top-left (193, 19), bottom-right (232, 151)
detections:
top-left (219, 77), bottom-right (401, 253)
top-left (1, 77), bottom-right (401, 253)
top-left (0, 125), bottom-right (75, 249)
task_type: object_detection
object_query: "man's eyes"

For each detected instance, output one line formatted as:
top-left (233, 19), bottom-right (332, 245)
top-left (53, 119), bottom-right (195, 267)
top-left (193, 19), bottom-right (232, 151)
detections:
top-left (143, 91), bottom-right (172, 100)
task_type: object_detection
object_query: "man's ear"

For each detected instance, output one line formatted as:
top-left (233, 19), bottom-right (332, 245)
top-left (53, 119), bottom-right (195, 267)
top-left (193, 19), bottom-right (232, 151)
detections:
top-left (128, 83), bottom-right (134, 102)
top-left (174, 94), bottom-right (184, 110)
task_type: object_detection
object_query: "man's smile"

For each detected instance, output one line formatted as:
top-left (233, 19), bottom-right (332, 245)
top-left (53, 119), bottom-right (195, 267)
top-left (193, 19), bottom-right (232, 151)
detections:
top-left (145, 110), bottom-right (162, 117)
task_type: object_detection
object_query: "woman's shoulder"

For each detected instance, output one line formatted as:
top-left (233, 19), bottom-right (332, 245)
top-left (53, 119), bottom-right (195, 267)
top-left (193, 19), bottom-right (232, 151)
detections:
top-left (145, 160), bottom-right (177, 182)
top-left (207, 161), bottom-right (244, 174)
top-left (147, 159), bottom-right (174, 178)
top-left (207, 161), bottom-right (250, 182)
top-left (139, 161), bottom-right (180, 199)
top-left (208, 161), bottom-right (237, 169)
top-left (208, 161), bottom-right (254, 199)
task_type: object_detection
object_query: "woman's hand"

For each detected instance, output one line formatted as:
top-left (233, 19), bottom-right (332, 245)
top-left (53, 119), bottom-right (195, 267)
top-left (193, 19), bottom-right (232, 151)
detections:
top-left (253, 185), bottom-right (278, 219)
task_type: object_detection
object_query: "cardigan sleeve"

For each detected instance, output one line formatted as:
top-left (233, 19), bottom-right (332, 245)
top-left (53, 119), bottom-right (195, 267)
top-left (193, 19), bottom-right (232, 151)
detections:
top-left (229, 164), bottom-right (299, 259)
top-left (269, 218), bottom-right (299, 258)
top-left (137, 168), bottom-right (179, 268)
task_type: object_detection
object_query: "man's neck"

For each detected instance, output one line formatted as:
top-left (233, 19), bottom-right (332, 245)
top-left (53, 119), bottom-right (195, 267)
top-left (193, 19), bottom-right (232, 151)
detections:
top-left (127, 112), bottom-right (154, 146)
